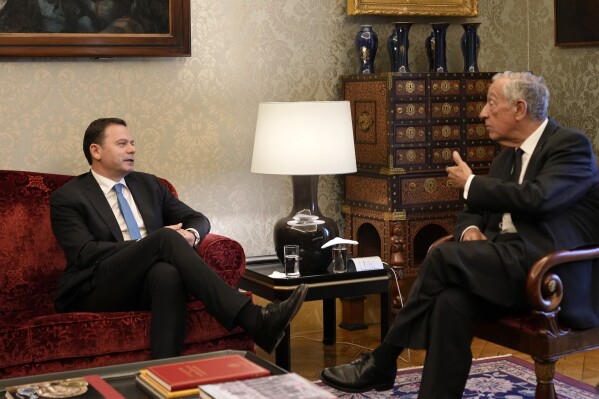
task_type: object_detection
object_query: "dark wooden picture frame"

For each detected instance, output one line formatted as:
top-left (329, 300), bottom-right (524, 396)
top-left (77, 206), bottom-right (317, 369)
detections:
top-left (555, 0), bottom-right (599, 46)
top-left (0, 0), bottom-right (190, 57)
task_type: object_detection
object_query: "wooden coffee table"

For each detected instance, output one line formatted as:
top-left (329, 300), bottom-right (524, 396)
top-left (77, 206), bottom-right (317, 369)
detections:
top-left (239, 256), bottom-right (390, 371)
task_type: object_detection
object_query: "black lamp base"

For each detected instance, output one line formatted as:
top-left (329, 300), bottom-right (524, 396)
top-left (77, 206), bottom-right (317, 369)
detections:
top-left (274, 215), bottom-right (337, 276)
top-left (273, 175), bottom-right (338, 276)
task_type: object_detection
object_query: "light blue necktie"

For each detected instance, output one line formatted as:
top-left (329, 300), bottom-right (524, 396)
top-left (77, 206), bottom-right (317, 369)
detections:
top-left (113, 183), bottom-right (142, 240)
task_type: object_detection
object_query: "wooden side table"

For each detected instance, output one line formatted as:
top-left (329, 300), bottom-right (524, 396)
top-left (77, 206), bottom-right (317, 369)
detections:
top-left (238, 257), bottom-right (390, 371)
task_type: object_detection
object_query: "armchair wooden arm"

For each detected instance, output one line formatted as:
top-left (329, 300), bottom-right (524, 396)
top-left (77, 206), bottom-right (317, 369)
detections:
top-left (422, 234), bottom-right (599, 399)
top-left (428, 234), bottom-right (453, 250)
top-left (526, 245), bottom-right (599, 312)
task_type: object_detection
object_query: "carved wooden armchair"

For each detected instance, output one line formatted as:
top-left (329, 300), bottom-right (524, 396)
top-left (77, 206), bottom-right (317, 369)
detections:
top-left (403, 235), bottom-right (599, 399)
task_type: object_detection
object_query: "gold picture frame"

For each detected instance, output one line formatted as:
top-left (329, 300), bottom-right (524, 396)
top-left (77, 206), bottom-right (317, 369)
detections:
top-left (347, 0), bottom-right (478, 16)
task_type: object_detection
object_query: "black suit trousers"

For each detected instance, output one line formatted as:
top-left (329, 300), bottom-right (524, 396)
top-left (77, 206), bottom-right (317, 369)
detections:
top-left (386, 235), bottom-right (529, 398)
top-left (65, 228), bottom-right (250, 358)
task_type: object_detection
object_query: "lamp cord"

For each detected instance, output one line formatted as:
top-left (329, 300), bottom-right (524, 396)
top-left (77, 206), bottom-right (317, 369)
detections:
top-left (387, 264), bottom-right (404, 308)
top-left (289, 264), bottom-right (411, 365)
top-left (387, 265), bottom-right (411, 364)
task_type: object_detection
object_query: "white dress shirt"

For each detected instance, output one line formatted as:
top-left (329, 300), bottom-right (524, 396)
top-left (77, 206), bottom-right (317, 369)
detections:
top-left (91, 170), bottom-right (148, 240)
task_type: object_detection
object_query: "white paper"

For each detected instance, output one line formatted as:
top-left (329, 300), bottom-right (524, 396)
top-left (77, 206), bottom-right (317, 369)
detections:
top-left (199, 373), bottom-right (336, 399)
top-left (350, 256), bottom-right (384, 271)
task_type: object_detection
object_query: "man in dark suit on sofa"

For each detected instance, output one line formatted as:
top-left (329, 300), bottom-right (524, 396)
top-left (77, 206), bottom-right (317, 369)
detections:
top-left (50, 117), bottom-right (308, 359)
top-left (320, 71), bottom-right (599, 397)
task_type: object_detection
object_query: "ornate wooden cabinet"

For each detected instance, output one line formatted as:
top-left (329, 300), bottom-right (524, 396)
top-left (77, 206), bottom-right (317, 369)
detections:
top-left (341, 72), bottom-right (498, 277)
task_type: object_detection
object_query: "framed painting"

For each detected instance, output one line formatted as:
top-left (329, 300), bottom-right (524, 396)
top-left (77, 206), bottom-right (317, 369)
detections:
top-left (347, 0), bottom-right (478, 16)
top-left (555, 0), bottom-right (599, 46)
top-left (0, 0), bottom-right (190, 57)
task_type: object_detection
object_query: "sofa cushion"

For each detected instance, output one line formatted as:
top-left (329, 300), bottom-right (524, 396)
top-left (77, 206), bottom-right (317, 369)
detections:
top-left (0, 322), bottom-right (32, 368)
top-left (0, 299), bottom-right (248, 368)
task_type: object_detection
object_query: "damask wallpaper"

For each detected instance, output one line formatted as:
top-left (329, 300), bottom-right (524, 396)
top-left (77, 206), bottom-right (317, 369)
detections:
top-left (0, 0), bottom-right (598, 258)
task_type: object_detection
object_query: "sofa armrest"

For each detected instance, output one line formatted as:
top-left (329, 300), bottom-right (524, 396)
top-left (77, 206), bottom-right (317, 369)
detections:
top-left (196, 233), bottom-right (246, 287)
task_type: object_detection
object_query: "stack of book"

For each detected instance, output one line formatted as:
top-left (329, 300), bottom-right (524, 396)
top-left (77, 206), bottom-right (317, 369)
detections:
top-left (135, 354), bottom-right (271, 399)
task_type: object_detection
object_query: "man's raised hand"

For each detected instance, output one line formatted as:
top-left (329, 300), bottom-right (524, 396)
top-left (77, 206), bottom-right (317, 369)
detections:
top-left (446, 151), bottom-right (473, 189)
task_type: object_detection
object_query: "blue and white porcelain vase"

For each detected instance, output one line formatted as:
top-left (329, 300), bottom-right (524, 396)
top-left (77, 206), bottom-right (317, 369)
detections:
top-left (425, 23), bottom-right (450, 73)
top-left (387, 22), bottom-right (412, 73)
top-left (461, 23), bottom-right (481, 72)
top-left (355, 25), bottom-right (378, 74)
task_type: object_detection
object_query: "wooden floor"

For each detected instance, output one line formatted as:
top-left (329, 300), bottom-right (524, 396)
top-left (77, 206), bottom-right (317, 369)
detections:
top-left (256, 323), bottom-right (599, 389)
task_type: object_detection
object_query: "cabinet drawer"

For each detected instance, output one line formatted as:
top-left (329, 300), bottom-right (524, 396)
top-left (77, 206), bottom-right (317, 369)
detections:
top-left (394, 79), bottom-right (426, 97)
top-left (465, 101), bottom-right (485, 118)
top-left (465, 78), bottom-right (492, 95)
top-left (431, 101), bottom-right (461, 118)
top-left (395, 125), bottom-right (427, 144)
top-left (394, 147), bottom-right (428, 168)
top-left (397, 175), bottom-right (461, 207)
top-left (431, 79), bottom-right (461, 95)
top-left (466, 145), bottom-right (496, 163)
top-left (395, 102), bottom-right (427, 120)
top-left (431, 147), bottom-right (459, 165)
top-left (431, 124), bottom-right (460, 142)
top-left (466, 123), bottom-right (489, 140)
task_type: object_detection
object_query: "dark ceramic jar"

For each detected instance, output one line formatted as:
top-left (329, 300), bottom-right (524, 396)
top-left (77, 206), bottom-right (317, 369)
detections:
top-left (355, 25), bottom-right (378, 74)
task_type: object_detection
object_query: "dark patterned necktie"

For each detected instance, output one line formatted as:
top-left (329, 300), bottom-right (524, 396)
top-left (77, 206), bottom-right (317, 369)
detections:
top-left (113, 184), bottom-right (142, 240)
top-left (510, 148), bottom-right (524, 183)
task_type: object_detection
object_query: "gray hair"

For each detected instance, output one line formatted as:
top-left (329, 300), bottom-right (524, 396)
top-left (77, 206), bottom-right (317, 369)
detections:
top-left (492, 71), bottom-right (549, 120)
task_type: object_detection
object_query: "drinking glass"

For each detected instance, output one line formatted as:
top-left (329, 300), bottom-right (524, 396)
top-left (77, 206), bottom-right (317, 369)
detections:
top-left (284, 245), bottom-right (300, 277)
top-left (332, 244), bottom-right (348, 273)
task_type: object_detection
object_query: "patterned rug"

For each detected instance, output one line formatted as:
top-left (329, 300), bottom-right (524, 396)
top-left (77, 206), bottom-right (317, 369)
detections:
top-left (318, 355), bottom-right (599, 398)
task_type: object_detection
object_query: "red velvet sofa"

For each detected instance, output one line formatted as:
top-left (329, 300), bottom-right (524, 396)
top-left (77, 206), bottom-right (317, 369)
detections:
top-left (0, 170), bottom-right (254, 379)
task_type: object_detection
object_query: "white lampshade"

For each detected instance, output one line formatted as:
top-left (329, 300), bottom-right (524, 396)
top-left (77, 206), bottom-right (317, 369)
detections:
top-left (251, 101), bottom-right (357, 175)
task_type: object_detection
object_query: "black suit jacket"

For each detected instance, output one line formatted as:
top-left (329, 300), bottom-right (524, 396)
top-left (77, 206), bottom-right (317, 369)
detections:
top-left (50, 171), bottom-right (210, 311)
top-left (454, 119), bottom-right (599, 328)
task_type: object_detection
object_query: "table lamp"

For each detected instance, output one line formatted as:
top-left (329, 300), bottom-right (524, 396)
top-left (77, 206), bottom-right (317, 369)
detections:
top-left (251, 101), bottom-right (357, 275)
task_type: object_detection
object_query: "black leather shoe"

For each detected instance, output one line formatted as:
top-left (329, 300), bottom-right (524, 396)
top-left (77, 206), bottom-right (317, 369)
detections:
top-left (320, 352), bottom-right (396, 393)
top-left (254, 284), bottom-right (308, 354)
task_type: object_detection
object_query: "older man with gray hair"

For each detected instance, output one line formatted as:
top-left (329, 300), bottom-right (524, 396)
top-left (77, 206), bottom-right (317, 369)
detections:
top-left (320, 71), bottom-right (599, 398)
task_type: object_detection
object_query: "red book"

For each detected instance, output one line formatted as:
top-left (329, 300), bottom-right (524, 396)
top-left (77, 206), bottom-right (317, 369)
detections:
top-left (145, 354), bottom-right (270, 392)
